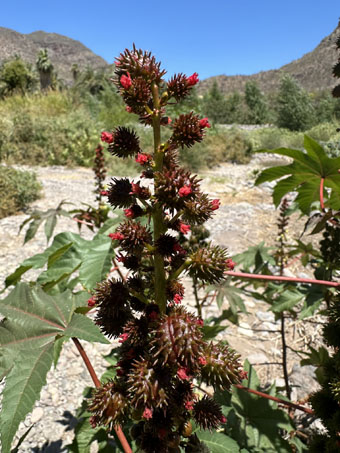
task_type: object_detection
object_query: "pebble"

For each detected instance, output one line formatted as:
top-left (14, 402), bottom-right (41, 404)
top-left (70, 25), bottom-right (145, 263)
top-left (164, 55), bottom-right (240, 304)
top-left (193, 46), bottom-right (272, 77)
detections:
top-left (248, 352), bottom-right (269, 364)
top-left (237, 322), bottom-right (253, 337)
top-left (30, 407), bottom-right (44, 423)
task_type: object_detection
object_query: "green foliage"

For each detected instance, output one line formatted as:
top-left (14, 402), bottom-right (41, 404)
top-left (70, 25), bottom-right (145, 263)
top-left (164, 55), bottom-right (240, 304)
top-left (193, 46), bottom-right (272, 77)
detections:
top-left (255, 135), bottom-right (340, 214)
top-left (36, 49), bottom-right (54, 91)
top-left (0, 284), bottom-right (109, 453)
top-left (0, 166), bottom-right (41, 218)
top-left (275, 74), bottom-right (315, 131)
top-left (245, 81), bottom-right (269, 124)
top-left (5, 230), bottom-right (116, 292)
top-left (215, 361), bottom-right (305, 452)
top-left (0, 57), bottom-right (37, 97)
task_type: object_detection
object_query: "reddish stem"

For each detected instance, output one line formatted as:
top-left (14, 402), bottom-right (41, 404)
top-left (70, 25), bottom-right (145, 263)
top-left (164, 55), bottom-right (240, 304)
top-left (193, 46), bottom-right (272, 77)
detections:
top-left (320, 177), bottom-right (325, 211)
top-left (234, 384), bottom-right (314, 414)
top-left (72, 338), bottom-right (132, 453)
top-left (226, 271), bottom-right (339, 287)
top-left (72, 217), bottom-right (94, 227)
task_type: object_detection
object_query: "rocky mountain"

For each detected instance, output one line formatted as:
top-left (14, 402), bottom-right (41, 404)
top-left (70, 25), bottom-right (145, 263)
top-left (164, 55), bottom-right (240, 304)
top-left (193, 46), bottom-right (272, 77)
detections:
top-left (198, 23), bottom-right (340, 96)
top-left (0, 27), bottom-right (108, 84)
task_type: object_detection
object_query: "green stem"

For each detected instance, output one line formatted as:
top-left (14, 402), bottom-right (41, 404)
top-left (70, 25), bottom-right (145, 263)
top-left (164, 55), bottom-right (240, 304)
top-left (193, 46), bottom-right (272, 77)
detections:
top-left (151, 82), bottom-right (167, 313)
top-left (169, 259), bottom-right (191, 281)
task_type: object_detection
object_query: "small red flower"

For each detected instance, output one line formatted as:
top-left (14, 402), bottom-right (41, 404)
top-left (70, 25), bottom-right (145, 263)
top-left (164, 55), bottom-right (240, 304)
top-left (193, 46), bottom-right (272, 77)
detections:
top-left (117, 254), bottom-right (126, 263)
top-left (100, 190), bottom-right (108, 196)
top-left (211, 199), bottom-right (220, 211)
top-left (120, 72), bottom-right (132, 89)
top-left (124, 208), bottom-right (134, 218)
top-left (126, 106), bottom-right (133, 113)
top-left (143, 408), bottom-right (153, 420)
top-left (196, 318), bottom-right (204, 327)
top-left (174, 294), bottom-right (183, 305)
top-left (108, 232), bottom-right (124, 240)
top-left (220, 415), bottom-right (227, 424)
top-left (173, 243), bottom-right (187, 255)
top-left (178, 184), bottom-right (192, 197)
top-left (225, 258), bottom-right (235, 270)
top-left (167, 117), bottom-right (172, 124)
top-left (118, 333), bottom-right (129, 343)
top-left (130, 182), bottom-right (142, 195)
top-left (199, 118), bottom-right (211, 128)
top-left (101, 131), bottom-right (114, 143)
top-left (198, 356), bottom-right (207, 366)
top-left (239, 370), bottom-right (248, 380)
top-left (177, 367), bottom-right (190, 381)
top-left (87, 297), bottom-right (96, 307)
top-left (187, 72), bottom-right (199, 86)
top-left (179, 222), bottom-right (191, 234)
top-left (185, 400), bottom-right (194, 410)
top-left (135, 153), bottom-right (151, 165)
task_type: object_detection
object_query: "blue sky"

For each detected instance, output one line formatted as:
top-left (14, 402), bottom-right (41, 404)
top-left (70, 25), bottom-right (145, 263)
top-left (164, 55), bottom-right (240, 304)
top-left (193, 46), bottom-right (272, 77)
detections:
top-left (1, 1), bottom-right (339, 80)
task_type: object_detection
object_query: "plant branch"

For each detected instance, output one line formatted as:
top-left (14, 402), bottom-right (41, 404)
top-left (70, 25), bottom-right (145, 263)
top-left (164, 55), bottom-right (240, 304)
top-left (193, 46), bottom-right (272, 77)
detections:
top-left (234, 384), bottom-right (314, 415)
top-left (72, 338), bottom-right (132, 453)
top-left (320, 177), bottom-right (325, 211)
top-left (225, 271), bottom-right (339, 287)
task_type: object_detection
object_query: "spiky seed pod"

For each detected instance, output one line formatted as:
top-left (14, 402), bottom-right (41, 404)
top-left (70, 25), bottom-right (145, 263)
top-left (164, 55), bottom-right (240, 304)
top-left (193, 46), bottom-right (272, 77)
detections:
top-left (182, 193), bottom-right (215, 225)
top-left (141, 168), bottom-right (154, 179)
top-left (150, 307), bottom-right (204, 372)
top-left (122, 317), bottom-right (149, 346)
top-left (127, 358), bottom-right (169, 409)
top-left (123, 255), bottom-right (140, 271)
top-left (124, 204), bottom-right (144, 219)
top-left (166, 280), bottom-right (185, 300)
top-left (94, 282), bottom-right (133, 338)
top-left (127, 276), bottom-right (144, 291)
top-left (89, 380), bottom-right (128, 429)
top-left (155, 167), bottom-right (201, 212)
top-left (108, 127), bottom-right (141, 158)
top-left (200, 342), bottom-right (242, 390)
top-left (156, 234), bottom-right (178, 256)
top-left (122, 77), bottom-right (152, 113)
top-left (193, 396), bottom-right (224, 430)
top-left (108, 178), bottom-right (133, 208)
top-left (116, 220), bottom-right (152, 254)
top-left (167, 73), bottom-right (191, 101)
top-left (114, 44), bottom-right (166, 84)
top-left (170, 112), bottom-right (205, 148)
top-left (163, 148), bottom-right (181, 170)
top-left (188, 245), bottom-right (229, 284)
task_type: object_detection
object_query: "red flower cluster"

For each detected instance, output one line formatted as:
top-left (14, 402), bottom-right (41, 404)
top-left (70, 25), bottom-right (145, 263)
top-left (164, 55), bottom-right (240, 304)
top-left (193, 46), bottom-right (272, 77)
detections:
top-left (177, 367), bottom-right (190, 381)
top-left (211, 199), bottom-right (220, 211)
top-left (101, 131), bottom-right (114, 143)
top-left (187, 72), bottom-right (199, 86)
top-left (179, 222), bottom-right (191, 234)
top-left (178, 184), bottom-right (192, 197)
top-left (199, 118), bottom-right (211, 129)
top-left (135, 153), bottom-right (152, 165)
top-left (225, 258), bottom-right (236, 270)
top-left (87, 297), bottom-right (96, 307)
top-left (108, 232), bottom-right (124, 240)
top-left (174, 294), bottom-right (183, 304)
top-left (120, 72), bottom-right (132, 89)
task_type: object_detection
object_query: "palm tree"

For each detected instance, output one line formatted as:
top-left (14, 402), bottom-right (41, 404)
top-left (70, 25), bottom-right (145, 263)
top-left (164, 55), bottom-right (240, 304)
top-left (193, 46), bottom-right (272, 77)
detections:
top-left (36, 49), bottom-right (54, 91)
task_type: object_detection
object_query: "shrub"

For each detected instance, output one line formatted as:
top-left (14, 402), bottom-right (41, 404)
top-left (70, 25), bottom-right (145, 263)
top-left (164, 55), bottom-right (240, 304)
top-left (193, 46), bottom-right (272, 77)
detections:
top-left (0, 166), bottom-right (41, 218)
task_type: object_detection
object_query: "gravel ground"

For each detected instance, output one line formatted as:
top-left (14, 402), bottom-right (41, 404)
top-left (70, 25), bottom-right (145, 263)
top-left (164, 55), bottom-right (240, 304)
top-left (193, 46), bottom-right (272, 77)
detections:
top-left (0, 155), bottom-right (321, 452)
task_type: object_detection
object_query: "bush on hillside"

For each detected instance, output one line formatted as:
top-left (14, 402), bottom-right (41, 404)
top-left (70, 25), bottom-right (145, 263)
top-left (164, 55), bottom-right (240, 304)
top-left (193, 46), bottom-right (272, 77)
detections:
top-left (0, 166), bottom-right (41, 218)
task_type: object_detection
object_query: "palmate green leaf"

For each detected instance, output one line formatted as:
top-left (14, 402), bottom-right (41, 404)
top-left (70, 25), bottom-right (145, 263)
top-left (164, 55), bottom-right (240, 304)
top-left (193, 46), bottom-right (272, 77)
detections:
top-left (0, 283), bottom-right (108, 453)
top-left (5, 231), bottom-right (114, 292)
top-left (196, 431), bottom-right (241, 453)
top-left (225, 361), bottom-right (296, 452)
top-left (233, 241), bottom-right (275, 273)
top-left (255, 136), bottom-right (340, 213)
top-left (270, 288), bottom-right (304, 314)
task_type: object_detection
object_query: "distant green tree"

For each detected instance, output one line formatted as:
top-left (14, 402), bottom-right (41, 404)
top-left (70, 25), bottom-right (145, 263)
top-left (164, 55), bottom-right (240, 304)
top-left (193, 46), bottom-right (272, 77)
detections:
top-left (0, 57), bottom-right (36, 97)
top-left (36, 49), bottom-right (54, 91)
top-left (245, 81), bottom-right (269, 124)
top-left (276, 74), bottom-right (315, 131)
top-left (314, 92), bottom-right (336, 123)
top-left (71, 63), bottom-right (80, 82)
top-left (225, 90), bottom-right (247, 124)
top-left (202, 81), bottom-right (230, 124)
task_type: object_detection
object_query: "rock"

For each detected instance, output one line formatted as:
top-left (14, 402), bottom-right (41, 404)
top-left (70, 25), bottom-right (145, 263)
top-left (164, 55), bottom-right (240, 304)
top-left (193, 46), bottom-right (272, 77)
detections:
top-left (237, 322), bottom-right (253, 337)
top-left (290, 364), bottom-right (320, 401)
top-left (31, 407), bottom-right (44, 423)
top-left (256, 311), bottom-right (275, 322)
top-left (247, 352), bottom-right (268, 364)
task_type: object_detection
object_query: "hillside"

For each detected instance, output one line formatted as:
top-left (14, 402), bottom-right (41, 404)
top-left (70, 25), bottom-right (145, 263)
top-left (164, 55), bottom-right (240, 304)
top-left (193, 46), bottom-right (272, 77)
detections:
top-left (198, 23), bottom-right (340, 96)
top-left (0, 27), bottom-right (108, 83)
